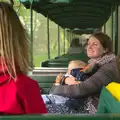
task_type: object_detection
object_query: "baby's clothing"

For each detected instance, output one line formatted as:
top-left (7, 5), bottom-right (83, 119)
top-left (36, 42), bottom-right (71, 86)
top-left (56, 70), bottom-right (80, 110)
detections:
top-left (42, 68), bottom-right (88, 105)
top-left (42, 65), bottom-right (99, 107)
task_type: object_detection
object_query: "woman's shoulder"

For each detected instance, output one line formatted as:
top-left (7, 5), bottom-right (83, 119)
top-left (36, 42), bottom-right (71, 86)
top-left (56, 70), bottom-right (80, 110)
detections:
top-left (16, 74), bottom-right (40, 90)
top-left (100, 58), bottom-right (116, 70)
top-left (95, 58), bottom-right (119, 82)
top-left (96, 58), bottom-right (117, 78)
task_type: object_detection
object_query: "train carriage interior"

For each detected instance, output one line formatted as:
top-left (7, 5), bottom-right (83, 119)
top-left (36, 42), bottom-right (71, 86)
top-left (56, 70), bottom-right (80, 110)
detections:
top-left (1, 0), bottom-right (120, 119)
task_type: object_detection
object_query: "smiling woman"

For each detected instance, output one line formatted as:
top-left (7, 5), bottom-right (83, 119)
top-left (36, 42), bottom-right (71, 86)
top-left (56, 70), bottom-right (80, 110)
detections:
top-left (87, 32), bottom-right (113, 59)
top-left (46, 32), bottom-right (119, 114)
top-left (87, 37), bottom-right (107, 58)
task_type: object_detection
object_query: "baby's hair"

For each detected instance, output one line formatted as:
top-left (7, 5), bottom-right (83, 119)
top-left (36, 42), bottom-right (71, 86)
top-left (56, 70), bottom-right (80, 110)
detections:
top-left (68, 60), bottom-right (86, 71)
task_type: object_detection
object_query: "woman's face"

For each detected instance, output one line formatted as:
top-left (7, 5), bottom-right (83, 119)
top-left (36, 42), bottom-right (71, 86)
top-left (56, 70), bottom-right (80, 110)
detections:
top-left (87, 36), bottom-right (105, 59)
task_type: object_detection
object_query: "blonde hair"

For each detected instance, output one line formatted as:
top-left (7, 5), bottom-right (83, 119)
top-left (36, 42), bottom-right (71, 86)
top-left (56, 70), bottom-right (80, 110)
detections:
top-left (0, 2), bottom-right (31, 80)
top-left (68, 60), bottom-right (86, 71)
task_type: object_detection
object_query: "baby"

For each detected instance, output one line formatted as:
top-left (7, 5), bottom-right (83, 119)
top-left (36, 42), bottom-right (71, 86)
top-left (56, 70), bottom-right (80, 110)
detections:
top-left (55, 60), bottom-right (87, 85)
top-left (42, 60), bottom-right (87, 104)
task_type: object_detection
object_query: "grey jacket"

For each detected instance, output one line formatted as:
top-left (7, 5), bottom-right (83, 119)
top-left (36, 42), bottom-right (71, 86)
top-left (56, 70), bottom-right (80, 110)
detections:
top-left (50, 59), bottom-right (120, 98)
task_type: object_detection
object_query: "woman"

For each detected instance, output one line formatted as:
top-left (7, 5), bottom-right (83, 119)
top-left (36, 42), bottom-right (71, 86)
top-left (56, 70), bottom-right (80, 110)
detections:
top-left (48, 32), bottom-right (119, 114)
top-left (0, 2), bottom-right (47, 114)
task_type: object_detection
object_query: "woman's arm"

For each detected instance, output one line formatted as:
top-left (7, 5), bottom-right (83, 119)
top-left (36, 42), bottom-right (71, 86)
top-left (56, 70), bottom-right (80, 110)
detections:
top-left (50, 63), bottom-right (116, 98)
top-left (64, 76), bottom-right (80, 85)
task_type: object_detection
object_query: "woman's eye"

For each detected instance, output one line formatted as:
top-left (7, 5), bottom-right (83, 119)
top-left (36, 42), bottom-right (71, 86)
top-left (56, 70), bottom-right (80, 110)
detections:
top-left (94, 43), bottom-right (98, 46)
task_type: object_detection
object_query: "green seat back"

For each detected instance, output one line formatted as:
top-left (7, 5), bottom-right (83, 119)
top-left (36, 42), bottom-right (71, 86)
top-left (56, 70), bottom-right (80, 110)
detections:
top-left (41, 53), bottom-right (89, 67)
top-left (97, 87), bottom-right (120, 113)
top-left (29, 75), bottom-right (56, 94)
top-left (0, 114), bottom-right (119, 120)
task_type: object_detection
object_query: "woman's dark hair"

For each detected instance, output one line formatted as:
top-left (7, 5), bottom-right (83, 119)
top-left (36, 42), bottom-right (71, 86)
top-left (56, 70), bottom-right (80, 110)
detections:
top-left (90, 32), bottom-right (113, 54)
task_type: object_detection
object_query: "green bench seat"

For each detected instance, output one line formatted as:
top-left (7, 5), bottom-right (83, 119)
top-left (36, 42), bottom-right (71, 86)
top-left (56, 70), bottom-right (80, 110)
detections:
top-left (41, 54), bottom-right (89, 67)
top-left (55, 52), bottom-right (89, 60)
top-left (29, 75), bottom-right (56, 94)
top-left (0, 114), bottom-right (119, 120)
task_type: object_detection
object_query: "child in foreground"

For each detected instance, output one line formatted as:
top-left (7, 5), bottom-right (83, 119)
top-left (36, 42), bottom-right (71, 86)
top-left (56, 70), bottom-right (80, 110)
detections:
top-left (0, 2), bottom-right (47, 114)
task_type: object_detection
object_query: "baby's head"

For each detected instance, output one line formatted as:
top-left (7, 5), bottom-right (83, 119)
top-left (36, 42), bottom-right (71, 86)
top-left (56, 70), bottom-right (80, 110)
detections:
top-left (68, 60), bottom-right (86, 73)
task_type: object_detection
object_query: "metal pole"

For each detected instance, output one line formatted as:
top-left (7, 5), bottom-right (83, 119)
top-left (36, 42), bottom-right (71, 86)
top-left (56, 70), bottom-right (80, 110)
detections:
top-left (64, 29), bottom-right (65, 54)
top-left (47, 16), bottom-right (50, 59)
top-left (67, 31), bottom-right (69, 49)
top-left (69, 32), bottom-right (71, 47)
top-left (58, 25), bottom-right (60, 56)
top-left (115, 5), bottom-right (118, 55)
top-left (30, 1), bottom-right (33, 67)
top-left (70, 31), bottom-right (72, 42)
top-left (104, 24), bottom-right (106, 34)
top-left (68, 31), bottom-right (70, 47)
top-left (111, 6), bottom-right (113, 40)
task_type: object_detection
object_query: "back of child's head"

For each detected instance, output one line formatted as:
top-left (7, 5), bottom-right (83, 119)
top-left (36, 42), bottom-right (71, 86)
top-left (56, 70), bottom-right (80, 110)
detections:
top-left (0, 2), bottom-right (31, 80)
top-left (68, 60), bottom-right (86, 73)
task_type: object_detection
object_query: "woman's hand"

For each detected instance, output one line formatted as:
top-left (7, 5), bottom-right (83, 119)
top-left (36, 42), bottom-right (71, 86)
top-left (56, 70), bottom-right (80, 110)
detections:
top-left (65, 76), bottom-right (80, 85)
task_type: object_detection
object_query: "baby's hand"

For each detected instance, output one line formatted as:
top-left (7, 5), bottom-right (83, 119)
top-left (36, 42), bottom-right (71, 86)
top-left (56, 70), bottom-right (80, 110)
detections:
top-left (55, 73), bottom-right (63, 84)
